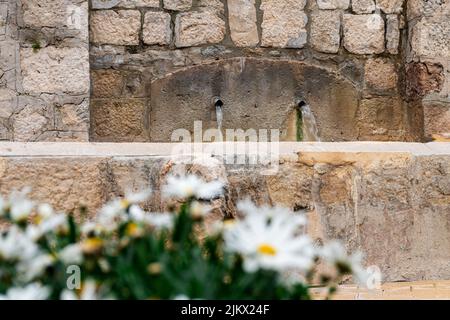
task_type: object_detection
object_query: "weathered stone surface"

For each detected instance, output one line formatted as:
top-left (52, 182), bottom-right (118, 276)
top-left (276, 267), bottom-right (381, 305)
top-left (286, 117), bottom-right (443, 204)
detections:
top-left (406, 62), bottom-right (445, 99)
top-left (352, 0), bottom-right (375, 14)
top-left (91, 69), bottom-right (124, 98)
top-left (0, 142), bottom-right (449, 281)
top-left (357, 97), bottom-right (404, 140)
top-left (163, 0), bottom-right (192, 11)
top-left (91, 99), bottom-right (147, 142)
top-left (317, 0), bottom-right (350, 10)
top-left (54, 100), bottom-right (89, 132)
top-left (0, 3), bottom-right (8, 35)
top-left (386, 14), bottom-right (400, 54)
top-left (90, 10), bottom-right (141, 45)
top-left (261, 0), bottom-right (307, 48)
top-left (423, 99), bottom-right (450, 139)
top-left (175, 11), bottom-right (225, 47)
top-left (410, 19), bottom-right (450, 59)
top-left (343, 14), bottom-right (385, 54)
top-left (149, 58), bottom-right (359, 142)
top-left (21, 0), bottom-right (88, 32)
top-left (11, 102), bottom-right (52, 142)
top-left (0, 157), bottom-right (107, 218)
top-left (143, 11), bottom-right (172, 46)
top-left (228, 0), bottom-right (259, 47)
top-left (92, 0), bottom-right (159, 9)
top-left (364, 58), bottom-right (398, 92)
top-left (20, 46), bottom-right (89, 95)
top-left (310, 10), bottom-right (341, 54)
top-left (376, 0), bottom-right (404, 14)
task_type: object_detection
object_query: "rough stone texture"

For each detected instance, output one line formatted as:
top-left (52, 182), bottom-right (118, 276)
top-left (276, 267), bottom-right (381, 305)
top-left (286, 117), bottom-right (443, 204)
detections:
top-left (175, 11), bottom-right (226, 47)
top-left (20, 46), bottom-right (89, 95)
top-left (227, 0), bottom-right (259, 47)
top-left (92, 0), bottom-right (160, 9)
top-left (310, 10), bottom-right (341, 54)
top-left (364, 58), bottom-right (398, 92)
top-left (148, 58), bottom-right (359, 142)
top-left (352, 0), bottom-right (375, 14)
top-left (343, 14), bottom-right (385, 54)
top-left (406, 62), bottom-right (445, 99)
top-left (423, 99), bottom-right (450, 140)
top-left (357, 97), bottom-right (405, 140)
top-left (164, 0), bottom-right (192, 11)
top-left (143, 11), bottom-right (172, 46)
top-left (0, 157), bottom-right (107, 218)
top-left (376, 0), bottom-right (404, 14)
top-left (91, 99), bottom-right (147, 142)
top-left (386, 14), bottom-right (400, 55)
top-left (261, 0), bottom-right (308, 48)
top-left (410, 19), bottom-right (450, 59)
top-left (0, 1), bottom-right (90, 141)
top-left (0, 142), bottom-right (449, 282)
top-left (317, 0), bottom-right (350, 10)
top-left (90, 10), bottom-right (141, 45)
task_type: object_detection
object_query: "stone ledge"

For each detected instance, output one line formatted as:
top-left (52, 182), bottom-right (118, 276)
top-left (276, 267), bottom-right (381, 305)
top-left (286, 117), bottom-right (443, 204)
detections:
top-left (0, 142), bottom-right (448, 282)
top-left (0, 142), bottom-right (448, 157)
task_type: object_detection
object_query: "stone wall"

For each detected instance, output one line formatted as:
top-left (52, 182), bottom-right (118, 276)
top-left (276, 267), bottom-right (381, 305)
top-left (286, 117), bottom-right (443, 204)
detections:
top-left (0, 141), bottom-right (449, 282)
top-left (0, 0), bottom-right (90, 142)
top-left (1, 1), bottom-right (449, 142)
top-left (407, 0), bottom-right (450, 140)
top-left (90, 0), bottom-right (418, 142)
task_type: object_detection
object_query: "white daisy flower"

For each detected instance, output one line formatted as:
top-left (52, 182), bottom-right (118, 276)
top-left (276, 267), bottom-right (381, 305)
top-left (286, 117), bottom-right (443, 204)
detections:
top-left (9, 189), bottom-right (34, 223)
top-left (59, 244), bottom-right (83, 265)
top-left (145, 213), bottom-right (174, 230)
top-left (124, 189), bottom-right (152, 205)
top-left (0, 283), bottom-right (50, 300)
top-left (190, 201), bottom-right (212, 219)
top-left (0, 226), bottom-right (39, 262)
top-left (162, 175), bottom-right (224, 200)
top-left (37, 203), bottom-right (54, 220)
top-left (224, 204), bottom-right (315, 273)
top-left (18, 254), bottom-right (54, 281)
top-left (320, 241), bottom-right (369, 285)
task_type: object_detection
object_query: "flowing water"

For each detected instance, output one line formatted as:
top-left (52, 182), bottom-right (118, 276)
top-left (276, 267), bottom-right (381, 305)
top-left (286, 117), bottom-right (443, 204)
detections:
top-left (300, 104), bottom-right (321, 142)
top-left (216, 104), bottom-right (224, 140)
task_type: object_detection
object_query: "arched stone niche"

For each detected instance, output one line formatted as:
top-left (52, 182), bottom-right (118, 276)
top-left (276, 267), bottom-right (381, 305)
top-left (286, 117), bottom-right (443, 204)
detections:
top-left (149, 58), bottom-right (359, 142)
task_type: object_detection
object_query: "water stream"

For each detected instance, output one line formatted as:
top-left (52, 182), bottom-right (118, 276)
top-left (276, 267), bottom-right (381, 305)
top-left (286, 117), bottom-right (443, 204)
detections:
top-left (216, 104), bottom-right (224, 140)
top-left (300, 104), bottom-right (320, 142)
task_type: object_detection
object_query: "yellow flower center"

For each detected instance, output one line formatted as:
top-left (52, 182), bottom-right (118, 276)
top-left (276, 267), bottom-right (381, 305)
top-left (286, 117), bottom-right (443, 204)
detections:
top-left (120, 199), bottom-right (130, 209)
top-left (258, 243), bottom-right (277, 256)
top-left (125, 223), bottom-right (142, 237)
top-left (183, 186), bottom-right (194, 197)
top-left (81, 237), bottom-right (103, 254)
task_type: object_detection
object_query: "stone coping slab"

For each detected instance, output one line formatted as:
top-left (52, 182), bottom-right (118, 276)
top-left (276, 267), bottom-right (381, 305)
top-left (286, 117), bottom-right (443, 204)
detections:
top-left (0, 142), bottom-right (448, 157)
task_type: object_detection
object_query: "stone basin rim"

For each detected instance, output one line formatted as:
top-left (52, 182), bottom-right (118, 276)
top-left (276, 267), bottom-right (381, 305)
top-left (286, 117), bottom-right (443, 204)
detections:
top-left (0, 142), bottom-right (448, 157)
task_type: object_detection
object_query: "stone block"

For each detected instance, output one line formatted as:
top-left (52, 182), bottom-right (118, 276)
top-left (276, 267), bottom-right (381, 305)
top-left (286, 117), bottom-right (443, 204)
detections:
top-left (261, 0), bottom-right (308, 48)
top-left (364, 58), bottom-right (398, 92)
top-left (90, 10), bottom-right (141, 45)
top-left (20, 46), bottom-right (89, 95)
top-left (376, 0), bottom-right (404, 14)
top-left (310, 10), bottom-right (341, 54)
top-left (317, 0), bottom-right (350, 10)
top-left (143, 11), bottom-right (172, 46)
top-left (352, 0), bottom-right (375, 14)
top-left (343, 14), bottom-right (385, 54)
top-left (423, 100), bottom-right (450, 139)
top-left (228, 0), bottom-right (259, 47)
top-left (91, 98), bottom-right (147, 142)
top-left (386, 14), bottom-right (400, 54)
top-left (163, 0), bottom-right (192, 11)
top-left (175, 11), bottom-right (225, 47)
